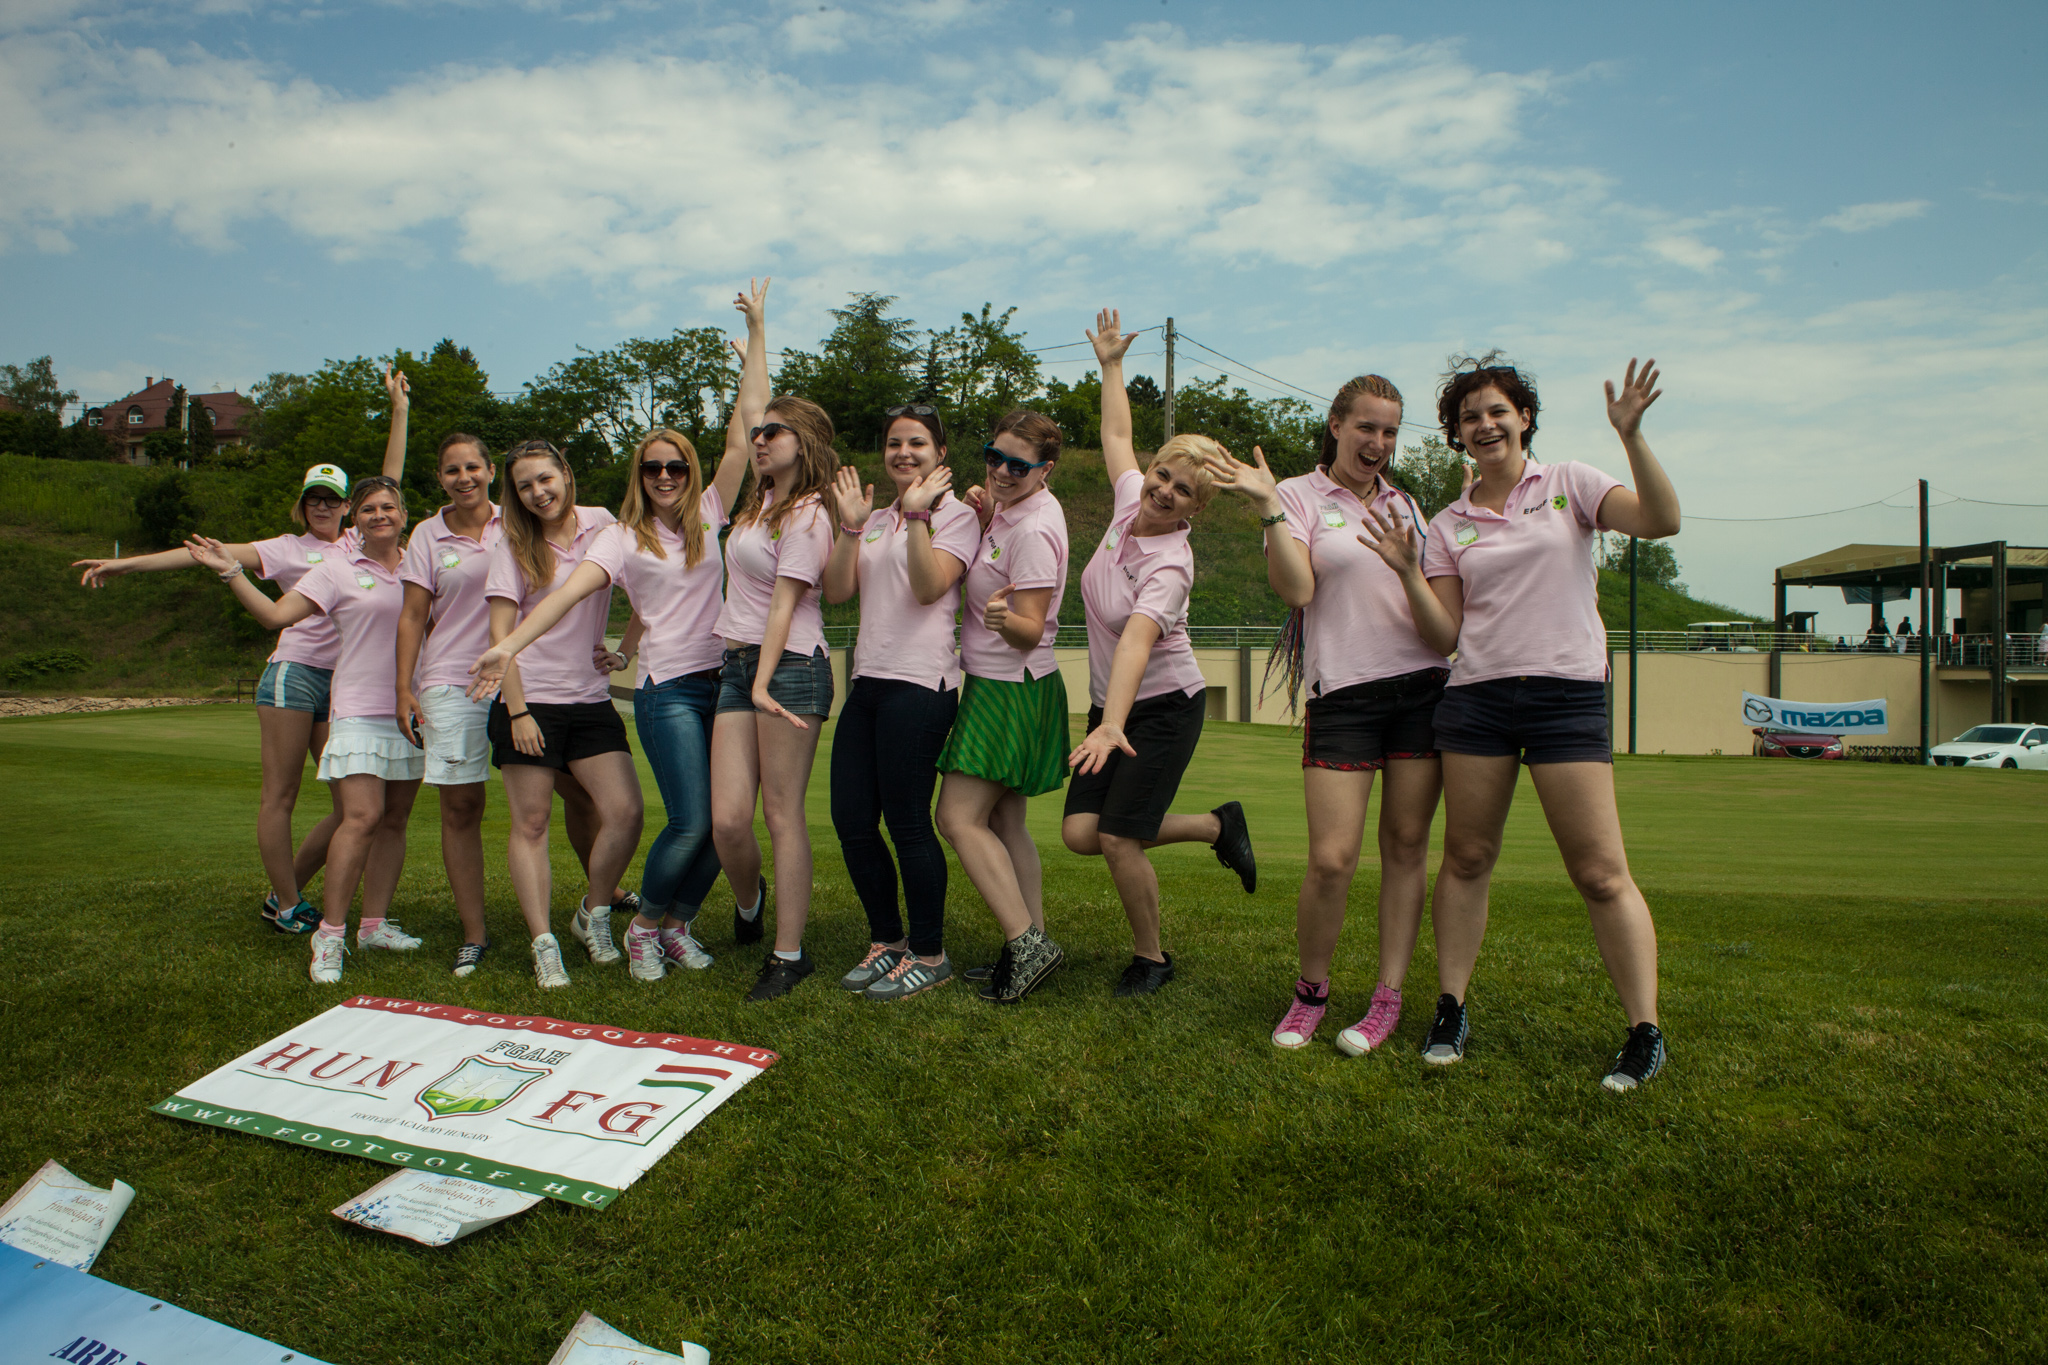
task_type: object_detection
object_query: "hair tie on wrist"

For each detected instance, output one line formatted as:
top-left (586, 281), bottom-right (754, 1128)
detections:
top-left (508, 709), bottom-right (530, 721)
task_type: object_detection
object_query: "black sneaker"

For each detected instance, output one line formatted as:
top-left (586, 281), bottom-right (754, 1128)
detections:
top-left (963, 960), bottom-right (999, 983)
top-left (733, 876), bottom-right (768, 946)
top-left (1211, 801), bottom-right (1256, 893)
top-left (451, 939), bottom-right (491, 978)
top-left (1114, 953), bottom-right (1175, 997)
top-left (982, 927), bottom-right (1064, 1004)
top-left (615, 889), bottom-right (644, 920)
top-left (1601, 1022), bottom-right (1667, 1092)
top-left (1421, 993), bottom-right (1469, 1066)
top-left (746, 948), bottom-right (814, 1001)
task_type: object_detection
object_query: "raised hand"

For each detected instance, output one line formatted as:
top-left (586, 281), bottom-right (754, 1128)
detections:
top-left (466, 645), bottom-right (512, 701)
top-left (1204, 443), bottom-right (1282, 511)
top-left (384, 364), bottom-right (410, 410)
top-left (1356, 506), bottom-right (1423, 579)
top-left (1068, 721), bottom-right (1136, 777)
top-left (1087, 307), bottom-right (1136, 367)
top-left (734, 276), bottom-right (771, 330)
top-left (901, 465), bottom-right (953, 515)
top-left (832, 464), bottom-right (873, 531)
top-left (964, 483), bottom-right (993, 532)
top-left (1605, 358), bottom-right (1662, 437)
top-left (182, 535), bottom-right (236, 576)
top-left (1461, 459), bottom-right (1477, 495)
top-left (983, 584), bottom-right (1015, 635)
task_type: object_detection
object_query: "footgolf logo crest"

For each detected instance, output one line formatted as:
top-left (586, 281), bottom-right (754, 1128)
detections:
top-left (415, 1055), bottom-right (550, 1121)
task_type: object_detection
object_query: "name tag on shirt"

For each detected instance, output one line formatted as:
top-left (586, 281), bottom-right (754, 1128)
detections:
top-left (1321, 505), bottom-right (1346, 528)
top-left (306, 551), bottom-right (324, 564)
top-left (865, 525), bottom-right (885, 543)
top-left (1454, 520), bottom-right (1478, 547)
top-left (356, 573), bottom-right (375, 589)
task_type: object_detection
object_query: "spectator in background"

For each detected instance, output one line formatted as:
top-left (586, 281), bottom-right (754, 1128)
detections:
top-left (1896, 617), bottom-right (1914, 653)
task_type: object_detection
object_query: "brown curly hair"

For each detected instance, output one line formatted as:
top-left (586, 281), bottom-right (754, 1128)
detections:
top-left (1437, 352), bottom-right (1539, 454)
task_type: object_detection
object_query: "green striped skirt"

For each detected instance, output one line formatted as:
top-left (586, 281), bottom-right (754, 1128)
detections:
top-left (937, 670), bottom-right (1072, 797)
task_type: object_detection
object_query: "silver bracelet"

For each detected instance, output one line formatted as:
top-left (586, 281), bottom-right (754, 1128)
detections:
top-left (219, 564), bottom-right (246, 582)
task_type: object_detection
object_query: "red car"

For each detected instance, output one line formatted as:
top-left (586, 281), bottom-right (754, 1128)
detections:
top-left (1752, 729), bottom-right (1846, 759)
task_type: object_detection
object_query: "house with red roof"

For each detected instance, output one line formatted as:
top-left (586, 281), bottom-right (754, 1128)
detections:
top-left (84, 378), bottom-right (253, 464)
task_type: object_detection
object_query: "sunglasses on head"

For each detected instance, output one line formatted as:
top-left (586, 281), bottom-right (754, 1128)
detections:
top-left (886, 404), bottom-right (938, 419)
top-left (749, 422), bottom-right (794, 444)
top-left (982, 445), bottom-right (1052, 480)
top-left (640, 460), bottom-right (691, 480)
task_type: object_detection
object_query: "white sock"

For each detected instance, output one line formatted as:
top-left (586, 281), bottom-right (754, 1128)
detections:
top-left (774, 947), bottom-right (802, 962)
top-left (738, 891), bottom-right (762, 922)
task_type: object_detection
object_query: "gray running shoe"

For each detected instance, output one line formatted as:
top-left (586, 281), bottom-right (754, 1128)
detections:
top-left (865, 954), bottom-right (952, 1001)
top-left (840, 943), bottom-right (907, 992)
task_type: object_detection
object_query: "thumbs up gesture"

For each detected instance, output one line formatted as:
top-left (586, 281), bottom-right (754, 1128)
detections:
top-left (983, 584), bottom-right (1015, 636)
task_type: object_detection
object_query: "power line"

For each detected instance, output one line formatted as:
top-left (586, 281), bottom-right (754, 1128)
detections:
top-left (1930, 488), bottom-right (2048, 510)
top-left (1684, 489), bottom-right (1921, 523)
top-left (1173, 332), bottom-right (1332, 406)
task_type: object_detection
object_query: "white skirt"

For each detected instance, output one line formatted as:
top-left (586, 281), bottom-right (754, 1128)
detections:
top-left (318, 715), bottom-right (427, 783)
top-left (418, 683), bottom-right (492, 786)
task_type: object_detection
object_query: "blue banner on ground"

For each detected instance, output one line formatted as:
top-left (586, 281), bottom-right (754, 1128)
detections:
top-left (1740, 690), bottom-right (1889, 734)
top-left (0, 1241), bottom-right (331, 1365)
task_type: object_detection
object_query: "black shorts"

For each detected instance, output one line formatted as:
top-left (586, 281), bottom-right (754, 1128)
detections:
top-left (489, 698), bottom-right (632, 771)
top-left (1301, 667), bottom-right (1449, 771)
top-left (1063, 688), bottom-right (1206, 841)
top-left (1432, 676), bottom-right (1611, 765)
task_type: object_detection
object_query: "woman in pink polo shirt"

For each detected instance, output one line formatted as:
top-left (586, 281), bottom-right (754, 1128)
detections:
top-left (933, 408), bottom-right (1071, 1006)
top-left (1209, 374), bottom-right (1451, 1056)
top-left (1062, 310), bottom-right (1259, 998)
top-left (73, 367), bottom-right (411, 935)
top-left (186, 477), bottom-right (426, 985)
top-left (821, 404), bottom-right (980, 1001)
top-left (471, 421), bottom-right (749, 985)
top-left (1364, 352), bottom-right (1681, 1092)
top-left (394, 431), bottom-right (501, 976)
top-left (709, 279), bottom-right (839, 1003)
top-left (479, 440), bottom-right (644, 990)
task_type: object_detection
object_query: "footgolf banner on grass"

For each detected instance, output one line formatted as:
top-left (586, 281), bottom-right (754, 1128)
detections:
top-left (150, 996), bottom-right (779, 1208)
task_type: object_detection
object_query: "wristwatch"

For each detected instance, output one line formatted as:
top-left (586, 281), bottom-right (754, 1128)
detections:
top-left (903, 509), bottom-right (932, 525)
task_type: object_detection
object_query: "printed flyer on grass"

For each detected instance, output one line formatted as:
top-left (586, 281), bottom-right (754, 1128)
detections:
top-left (152, 996), bottom-right (779, 1208)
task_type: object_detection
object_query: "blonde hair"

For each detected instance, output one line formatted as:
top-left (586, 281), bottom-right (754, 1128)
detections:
top-left (621, 429), bottom-right (708, 569)
top-left (1147, 435), bottom-right (1221, 512)
top-left (501, 441), bottom-right (577, 595)
top-left (732, 395), bottom-right (837, 534)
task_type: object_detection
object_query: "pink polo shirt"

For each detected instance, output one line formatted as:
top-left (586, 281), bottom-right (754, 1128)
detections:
top-left (850, 497), bottom-right (982, 691)
top-left (483, 506), bottom-right (618, 706)
top-left (1080, 471), bottom-right (1206, 708)
top-left (1275, 468), bottom-right (1448, 695)
top-left (293, 550), bottom-right (405, 723)
top-left (398, 506), bottom-right (503, 692)
top-left (959, 485), bottom-right (1068, 683)
top-left (1420, 459), bottom-right (1624, 685)
top-left (583, 489), bottom-right (729, 686)
top-left (254, 529), bottom-right (360, 669)
top-left (714, 490), bottom-right (831, 657)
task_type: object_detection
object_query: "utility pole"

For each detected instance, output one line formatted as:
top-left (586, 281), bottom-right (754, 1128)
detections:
top-left (1918, 479), bottom-right (1931, 764)
top-left (1162, 317), bottom-right (1176, 442)
top-left (1628, 536), bottom-right (1639, 756)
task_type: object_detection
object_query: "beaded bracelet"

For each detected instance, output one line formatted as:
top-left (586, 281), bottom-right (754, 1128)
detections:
top-left (1260, 511), bottom-right (1288, 527)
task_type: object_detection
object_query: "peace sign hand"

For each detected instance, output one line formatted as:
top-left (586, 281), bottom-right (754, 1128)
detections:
top-left (734, 276), bottom-right (771, 329)
top-left (1605, 358), bottom-right (1662, 437)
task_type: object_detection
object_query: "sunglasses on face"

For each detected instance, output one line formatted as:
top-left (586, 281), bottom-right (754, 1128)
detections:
top-left (749, 422), bottom-right (794, 444)
top-left (982, 445), bottom-right (1052, 480)
top-left (640, 460), bottom-right (691, 480)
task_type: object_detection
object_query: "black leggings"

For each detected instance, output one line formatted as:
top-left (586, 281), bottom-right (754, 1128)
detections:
top-left (830, 676), bottom-right (959, 956)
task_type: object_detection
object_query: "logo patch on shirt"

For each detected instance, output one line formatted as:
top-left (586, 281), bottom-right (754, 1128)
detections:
top-left (1551, 494), bottom-right (1568, 511)
top-left (865, 525), bottom-right (885, 543)
top-left (305, 551), bottom-right (324, 564)
top-left (1321, 503), bottom-right (1347, 529)
top-left (356, 573), bottom-right (375, 589)
top-left (440, 550), bottom-right (462, 568)
top-left (989, 544), bottom-right (1003, 561)
top-left (1454, 520), bottom-right (1479, 547)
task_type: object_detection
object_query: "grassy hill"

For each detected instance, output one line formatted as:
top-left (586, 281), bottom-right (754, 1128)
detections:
top-left (0, 452), bottom-right (1756, 696)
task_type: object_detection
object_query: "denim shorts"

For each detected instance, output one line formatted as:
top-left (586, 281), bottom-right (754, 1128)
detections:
top-left (257, 660), bottom-right (332, 723)
top-left (716, 645), bottom-right (835, 718)
top-left (1433, 675), bottom-right (1611, 765)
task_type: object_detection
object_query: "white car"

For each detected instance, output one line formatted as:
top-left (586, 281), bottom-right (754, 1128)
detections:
top-left (1929, 724), bottom-right (2048, 769)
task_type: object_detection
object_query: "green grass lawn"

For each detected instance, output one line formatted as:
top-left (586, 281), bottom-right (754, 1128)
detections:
top-left (0, 708), bottom-right (2043, 1363)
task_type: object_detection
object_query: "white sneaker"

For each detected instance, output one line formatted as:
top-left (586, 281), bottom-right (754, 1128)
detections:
top-left (660, 926), bottom-right (714, 971)
top-left (625, 926), bottom-right (667, 983)
top-left (309, 931), bottom-right (347, 984)
top-left (358, 921), bottom-right (423, 951)
top-left (532, 933), bottom-right (571, 989)
top-left (571, 901), bottom-right (622, 965)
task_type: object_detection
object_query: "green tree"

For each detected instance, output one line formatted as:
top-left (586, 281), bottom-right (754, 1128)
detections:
top-left (0, 356), bottom-right (77, 417)
top-left (135, 470), bottom-right (198, 547)
top-left (933, 303), bottom-right (1042, 444)
top-left (1170, 376), bottom-right (1319, 473)
top-left (142, 429), bottom-right (188, 466)
top-left (186, 397), bottom-right (216, 462)
top-left (525, 328), bottom-right (736, 462)
top-left (1040, 370), bottom-right (1103, 450)
top-left (1600, 534), bottom-right (1683, 590)
top-left (784, 293), bottom-right (920, 451)
top-left (1390, 435), bottom-right (1468, 519)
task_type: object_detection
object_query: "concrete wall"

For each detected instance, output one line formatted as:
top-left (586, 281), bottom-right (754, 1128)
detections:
top-left (1606, 650), bottom-right (1995, 753)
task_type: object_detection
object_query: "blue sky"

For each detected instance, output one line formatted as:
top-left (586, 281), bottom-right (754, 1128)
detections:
top-left (3, 0), bottom-right (2043, 626)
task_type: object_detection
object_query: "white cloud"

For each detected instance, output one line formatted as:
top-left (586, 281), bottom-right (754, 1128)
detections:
top-left (1647, 233), bottom-right (1722, 272)
top-left (1818, 199), bottom-right (1930, 233)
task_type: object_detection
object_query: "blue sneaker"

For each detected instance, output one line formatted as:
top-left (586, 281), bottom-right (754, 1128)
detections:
top-left (263, 894), bottom-right (317, 935)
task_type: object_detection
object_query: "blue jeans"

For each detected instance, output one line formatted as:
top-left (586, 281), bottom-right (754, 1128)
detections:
top-left (634, 672), bottom-right (723, 918)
